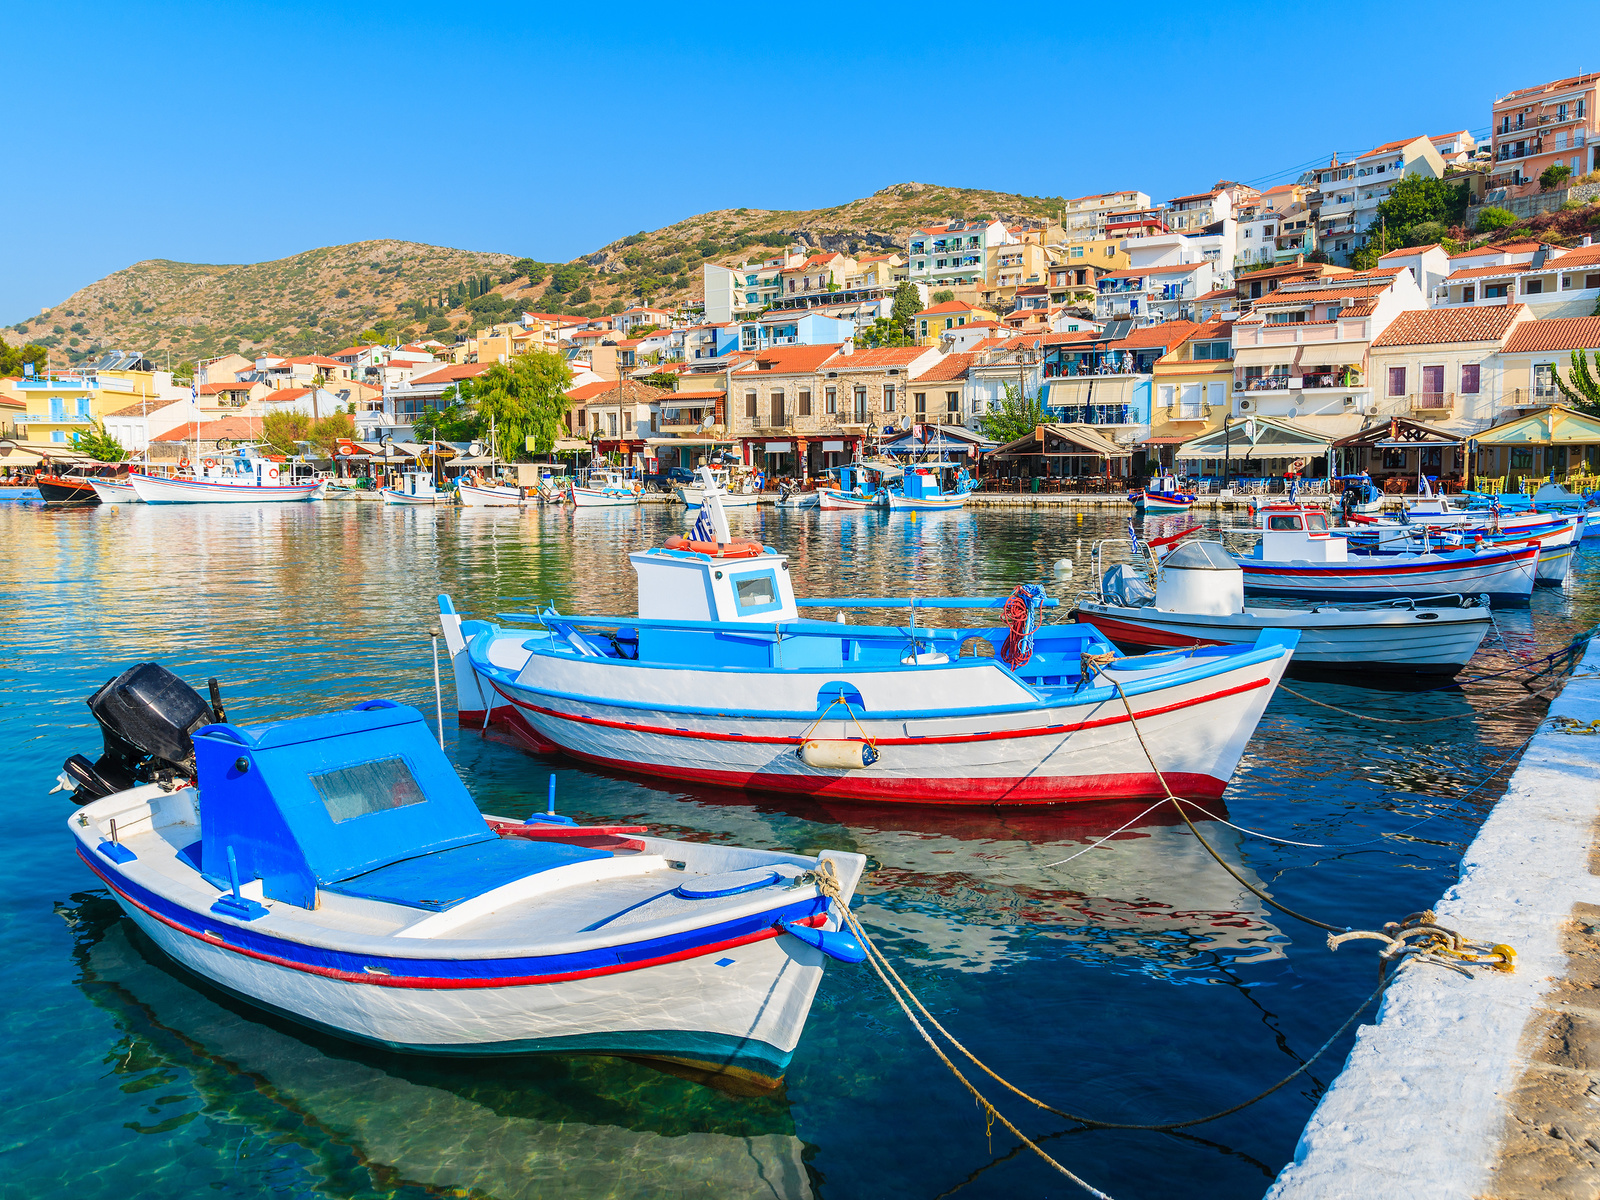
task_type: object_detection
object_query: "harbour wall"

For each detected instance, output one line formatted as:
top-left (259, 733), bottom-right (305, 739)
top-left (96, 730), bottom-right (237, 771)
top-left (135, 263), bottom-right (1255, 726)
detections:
top-left (1268, 639), bottom-right (1600, 1197)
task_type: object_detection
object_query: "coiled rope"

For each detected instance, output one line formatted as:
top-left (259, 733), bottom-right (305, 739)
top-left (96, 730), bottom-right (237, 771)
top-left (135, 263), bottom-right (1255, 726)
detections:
top-left (999, 584), bottom-right (1046, 669)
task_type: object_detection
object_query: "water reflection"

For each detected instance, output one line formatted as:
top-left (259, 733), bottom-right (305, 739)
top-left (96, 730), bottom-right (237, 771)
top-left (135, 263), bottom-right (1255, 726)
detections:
top-left (66, 898), bottom-right (815, 1200)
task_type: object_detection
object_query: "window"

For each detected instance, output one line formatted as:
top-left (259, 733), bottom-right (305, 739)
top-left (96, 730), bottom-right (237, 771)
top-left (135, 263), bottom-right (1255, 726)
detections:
top-left (944, 318), bottom-right (955, 329)
top-left (946, 391), bottom-right (959, 417)
top-left (1193, 341), bottom-right (1230, 361)
top-left (576, 408), bottom-right (586, 428)
top-left (1524, 278), bottom-right (1543, 295)
top-left (1071, 246), bottom-right (1084, 258)
top-left (1421, 365), bottom-right (1445, 399)
top-left (1462, 286), bottom-right (1476, 303)
top-left (731, 570), bottom-right (781, 614)
top-left (1484, 284), bottom-right (1506, 298)
top-left (1159, 384), bottom-right (1176, 410)
top-left (1325, 305), bottom-right (1342, 320)
top-left (1388, 367), bottom-right (1407, 397)
top-left (1249, 281), bottom-right (1263, 299)
top-left (1382, 448), bottom-right (1408, 469)
top-left (75, 398), bottom-right (92, 418)
top-left (1461, 364), bottom-right (1480, 394)
top-left (745, 391), bottom-right (757, 419)
top-left (770, 391), bottom-right (784, 426)
top-left (914, 391), bottom-right (927, 416)
top-left (1267, 515), bottom-right (1303, 530)
top-left (1267, 310), bottom-right (1307, 324)
top-left (1179, 384), bottom-right (1202, 418)
top-left (853, 387), bottom-right (868, 421)
top-left (799, 389), bottom-right (812, 417)
top-left (883, 384), bottom-right (896, 413)
top-left (1511, 448), bottom-right (1535, 471)
top-left (1535, 363), bottom-right (1557, 397)
top-left (1206, 382), bottom-right (1226, 410)
top-left (311, 757), bottom-right (426, 824)
top-left (51, 430), bottom-right (66, 443)
top-left (1106, 247), bottom-right (1115, 257)
top-left (825, 387), bottom-right (837, 414)
top-left (1587, 275), bottom-right (1600, 291)
top-left (607, 413), bottom-right (618, 436)
top-left (919, 320), bottom-right (928, 338)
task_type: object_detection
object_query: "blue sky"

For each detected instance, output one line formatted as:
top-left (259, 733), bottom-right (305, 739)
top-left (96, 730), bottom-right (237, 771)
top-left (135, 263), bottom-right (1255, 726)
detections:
top-left (0, 0), bottom-right (1583, 324)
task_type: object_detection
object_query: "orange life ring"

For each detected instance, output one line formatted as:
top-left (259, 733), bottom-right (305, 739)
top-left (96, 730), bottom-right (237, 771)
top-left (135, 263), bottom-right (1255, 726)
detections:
top-left (267, 467), bottom-right (279, 480)
top-left (178, 458), bottom-right (190, 470)
top-left (203, 457), bottom-right (217, 469)
top-left (663, 535), bottom-right (765, 558)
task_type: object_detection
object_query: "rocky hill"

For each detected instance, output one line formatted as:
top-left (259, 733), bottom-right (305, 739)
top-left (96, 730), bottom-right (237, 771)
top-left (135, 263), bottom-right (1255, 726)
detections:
top-left (6, 182), bottom-right (1068, 366)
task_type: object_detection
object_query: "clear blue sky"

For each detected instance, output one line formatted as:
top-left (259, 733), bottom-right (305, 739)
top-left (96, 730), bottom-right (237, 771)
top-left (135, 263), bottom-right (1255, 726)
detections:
top-left (0, 0), bottom-right (1583, 325)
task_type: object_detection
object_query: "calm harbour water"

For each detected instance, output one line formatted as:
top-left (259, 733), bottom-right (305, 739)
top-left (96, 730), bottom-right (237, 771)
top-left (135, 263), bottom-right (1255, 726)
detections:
top-left (1, 499), bottom-right (1594, 1200)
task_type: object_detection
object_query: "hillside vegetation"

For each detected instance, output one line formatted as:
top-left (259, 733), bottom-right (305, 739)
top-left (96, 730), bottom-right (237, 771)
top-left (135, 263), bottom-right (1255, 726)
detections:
top-left (7, 182), bottom-right (1069, 366)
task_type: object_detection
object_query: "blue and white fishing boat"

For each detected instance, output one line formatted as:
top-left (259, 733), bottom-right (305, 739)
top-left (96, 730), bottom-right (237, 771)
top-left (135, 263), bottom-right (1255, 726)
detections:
top-left (439, 468), bottom-right (1297, 806)
top-left (817, 462), bottom-right (898, 510)
top-left (62, 662), bottom-right (866, 1087)
top-left (885, 462), bottom-right (975, 512)
top-left (571, 468), bottom-right (641, 509)
top-left (1345, 513), bottom-right (1580, 585)
top-left (381, 469), bottom-right (448, 505)
top-left (130, 451), bottom-right (323, 505)
top-left (1128, 473), bottom-right (1196, 513)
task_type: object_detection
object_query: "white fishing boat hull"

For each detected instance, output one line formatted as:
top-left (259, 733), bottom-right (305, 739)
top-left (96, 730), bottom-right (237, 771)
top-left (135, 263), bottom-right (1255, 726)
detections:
top-left (88, 478), bottom-right (140, 504)
top-left (775, 492), bottom-right (820, 509)
top-left (570, 487), bottom-right (640, 508)
top-left (459, 482), bottom-right (525, 508)
top-left (678, 485), bottom-right (760, 508)
top-left (73, 785), bottom-right (865, 1084)
top-left (452, 633), bottom-right (1293, 806)
top-left (816, 488), bottom-right (873, 511)
top-left (1074, 600), bottom-right (1490, 675)
top-left (1131, 491), bottom-right (1194, 513)
top-left (128, 473), bottom-right (323, 504)
top-left (887, 493), bottom-right (967, 512)
top-left (1238, 545), bottom-right (1538, 606)
top-left (381, 487), bottom-right (447, 505)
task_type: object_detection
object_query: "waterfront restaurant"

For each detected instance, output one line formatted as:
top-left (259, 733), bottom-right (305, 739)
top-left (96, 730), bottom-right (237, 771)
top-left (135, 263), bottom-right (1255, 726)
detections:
top-left (1332, 418), bottom-right (1466, 491)
top-left (988, 423), bottom-right (1131, 491)
top-left (1175, 415), bottom-right (1335, 485)
top-left (1472, 405), bottom-right (1600, 488)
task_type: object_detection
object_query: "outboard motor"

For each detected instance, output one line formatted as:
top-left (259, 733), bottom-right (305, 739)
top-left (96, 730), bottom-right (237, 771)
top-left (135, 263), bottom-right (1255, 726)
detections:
top-left (61, 663), bottom-right (218, 803)
top-left (1101, 563), bottom-right (1155, 608)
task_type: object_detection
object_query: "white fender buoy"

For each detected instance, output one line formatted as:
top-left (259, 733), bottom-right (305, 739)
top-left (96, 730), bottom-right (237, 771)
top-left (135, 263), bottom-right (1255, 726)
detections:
top-left (798, 739), bottom-right (879, 769)
top-left (1054, 557), bottom-right (1073, 577)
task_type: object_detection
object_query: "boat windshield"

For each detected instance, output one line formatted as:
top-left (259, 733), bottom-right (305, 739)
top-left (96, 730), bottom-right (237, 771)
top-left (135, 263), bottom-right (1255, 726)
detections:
top-left (1306, 513), bottom-right (1329, 531)
top-left (311, 757), bottom-right (427, 823)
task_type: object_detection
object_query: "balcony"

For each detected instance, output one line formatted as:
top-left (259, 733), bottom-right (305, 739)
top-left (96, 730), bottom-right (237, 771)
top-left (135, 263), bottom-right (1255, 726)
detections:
top-left (1409, 392), bottom-right (1455, 414)
top-left (15, 413), bottom-right (93, 423)
top-left (1239, 370), bottom-right (1368, 393)
top-left (1053, 404), bottom-right (1134, 425)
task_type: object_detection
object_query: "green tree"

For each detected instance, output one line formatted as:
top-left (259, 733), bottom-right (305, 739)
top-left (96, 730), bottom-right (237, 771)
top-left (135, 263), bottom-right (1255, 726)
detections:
top-left (412, 401), bottom-right (485, 443)
top-left (70, 420), bottom-right (127, 462)
top-left (931, 289), bottom-right (956, 305)
top-left (550, 265), bottom-right (585, 294)
top-left (261, 411), bottom-right (312, 457)
top-left (470, 350), bottom-right (574, 458)
top-left (1555, 349), bottom-right (1600, 416)
top-left (857, 317), bottom-right (911, 349)
top-left (979, 382), bottom-right (1050, 445)
top-left (1541, 163), bottom-right (1573, 192)
top-left (1374, 176), bottom-right (1468, 238)
top-left (308, 413), bottom-right (354, 457)
top-left (1475, 206), bottom-right (1517, 233)
top-left (568, 285), bottom-right (592, 306)
top-left (891, 282), bottom-right (921, 331)
top-left (0, 341), bottom-right (49, 376)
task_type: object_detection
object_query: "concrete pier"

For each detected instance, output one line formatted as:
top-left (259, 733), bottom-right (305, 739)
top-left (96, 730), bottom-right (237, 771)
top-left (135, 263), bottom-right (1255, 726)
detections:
top-left (1268, 641), bottom-right (1600, 1198)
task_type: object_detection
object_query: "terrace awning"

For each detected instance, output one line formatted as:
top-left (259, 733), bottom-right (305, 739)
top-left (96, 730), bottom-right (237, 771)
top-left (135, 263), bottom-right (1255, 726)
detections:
top-left (1177, 416), bottom-right (1334, 459)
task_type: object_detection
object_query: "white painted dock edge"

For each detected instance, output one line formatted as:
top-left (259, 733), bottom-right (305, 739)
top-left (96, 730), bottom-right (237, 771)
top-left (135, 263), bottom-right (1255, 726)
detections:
top-left (1267, 640), bottom-right (1600, 1199)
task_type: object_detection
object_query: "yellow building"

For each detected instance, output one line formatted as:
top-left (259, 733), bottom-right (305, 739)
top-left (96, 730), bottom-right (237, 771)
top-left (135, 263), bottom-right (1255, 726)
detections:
top-left (913, 301), bottom-right (998, 346)
top-left (1147, 319), bottom-right (1235, 450)
top-left (10, 351), bottom-right (183, 448)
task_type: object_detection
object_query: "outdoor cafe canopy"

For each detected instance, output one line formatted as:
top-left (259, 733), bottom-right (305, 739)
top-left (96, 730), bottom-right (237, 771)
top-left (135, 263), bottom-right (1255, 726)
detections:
top-left (1177, 415), bottom-right (1333, 461)
top-left (992, 423), bottom-right (1131, 460)
top-left (1473, 405), bottom-right (1600, 446)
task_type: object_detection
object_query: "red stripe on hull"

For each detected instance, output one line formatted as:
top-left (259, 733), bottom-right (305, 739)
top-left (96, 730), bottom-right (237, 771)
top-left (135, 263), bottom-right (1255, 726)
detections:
top-left (1076, 614), bottom-right (1228, 650)
top-left (488, 677), bottom-right (1270, 748)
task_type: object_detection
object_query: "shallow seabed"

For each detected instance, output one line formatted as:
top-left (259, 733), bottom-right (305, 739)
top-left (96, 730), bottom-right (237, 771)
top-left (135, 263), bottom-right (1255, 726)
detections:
top-left (2, 500), bottom-right (1592, 1200)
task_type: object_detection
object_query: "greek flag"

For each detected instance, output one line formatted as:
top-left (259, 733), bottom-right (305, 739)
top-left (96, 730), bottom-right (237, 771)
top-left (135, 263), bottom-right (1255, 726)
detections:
top-left (691, 504), bottom-right (716, 543)
top-left (1289, 478), bottom-right (1298, 503)
top-left (1128, 517), bottom-right (1139, 553)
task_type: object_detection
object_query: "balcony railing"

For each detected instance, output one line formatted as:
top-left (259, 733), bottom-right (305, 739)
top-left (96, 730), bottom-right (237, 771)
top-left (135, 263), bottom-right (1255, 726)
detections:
top-left (16, 413), bottom-right (93, 423)
top-left (1409, 391), bottom-right (1455, 413)
top-left (1053, 404), bottom-right (1134, 425)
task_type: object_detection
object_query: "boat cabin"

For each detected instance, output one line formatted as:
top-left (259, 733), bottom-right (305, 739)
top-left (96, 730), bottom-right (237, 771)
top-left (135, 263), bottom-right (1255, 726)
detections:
top-left (1255, 504), bottom-right (1347, 562)
top-left (193, 700), bottom-right (604, 911)
top-left (631, 545), bottom-right (799, 626)
top-left (1153, 541), bottom-right (1242, 615)
top-left (395, 470), bottom-right (441, 498)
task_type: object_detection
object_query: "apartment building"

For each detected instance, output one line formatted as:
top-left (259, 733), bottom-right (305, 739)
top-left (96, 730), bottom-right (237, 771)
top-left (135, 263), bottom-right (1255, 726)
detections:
top-left (1490, 72), bottom-right (1600, 190)
top-left (1060, 191), bottom-right (1151, 241)
top-left (906, 219), bottom-right (1011, 290)
top-left (1310, 138), bottom-right (1446, 264)
top-left (1434, 240), bottom-right (1600, 317)
top-left (1367, 305), bottom-right (1531, 431)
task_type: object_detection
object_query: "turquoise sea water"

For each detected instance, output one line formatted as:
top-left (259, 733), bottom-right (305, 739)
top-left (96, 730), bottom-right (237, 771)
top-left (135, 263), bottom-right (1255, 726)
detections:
top-left (2, 499), bottom-right (1593, 1200)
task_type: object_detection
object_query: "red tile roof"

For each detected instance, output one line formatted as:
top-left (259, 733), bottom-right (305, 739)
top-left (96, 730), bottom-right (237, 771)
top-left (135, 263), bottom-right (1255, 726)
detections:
top-left (1446, 263), bottom-right (1526, 281)
top-left (1379, 244), bottom-right (1443, 259)
top-left (834, 347), bottom-right (927, 368)
top-left (1371, 305), bottom-right (1527, 347)
top-left (411, 363), bottom-right (492, 387)
top-left (1198, 287), bottom-right (1235, 301)
top-left (1105, 321), bottom-right (1200, 349)
top-left (912, 353), bottom-right (974, 383)
top-left (748, 343), bottom-right (844, 374)
top-left (283, 355), bottom-right (343, 367)
top-left (1103, 264), bottom-right (1203, 280)
top-left (669, 389), bottom-right (727, 399)
top-left (1502, 317), bottom-right (1600, 354)
top-left (151, 416), bottom-right (263, 442)
top-left (1042, 330), bottom-right (1100, 346)
top-left (329, 346), bottom-right (370, 358)
top-left (1450, 241), bottom-right (1544, 259)
top-left (565, 381), bottom-right (618, 401)
top-left (914, 300), bottom-right (983, 316)
top-left (104, 396), bottom-right (186, 417)
top-left (260, 387), bottom-right (313, 402)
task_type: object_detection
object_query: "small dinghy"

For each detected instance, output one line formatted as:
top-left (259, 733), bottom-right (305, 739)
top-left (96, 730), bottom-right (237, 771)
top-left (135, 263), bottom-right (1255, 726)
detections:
top-left (1128, 473), bottom-right (1195, 513)
top-left (439, 468), bottom-right (1298, 806)
top-left (62, 662), bottom-right (866, 1086)
top-left (1074, 536), bottom-right (1492, 677)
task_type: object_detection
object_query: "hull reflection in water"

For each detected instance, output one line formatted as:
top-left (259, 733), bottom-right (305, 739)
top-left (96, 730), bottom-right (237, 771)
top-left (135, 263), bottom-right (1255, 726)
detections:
top-left (67, 902), bottom-right (816, 1200)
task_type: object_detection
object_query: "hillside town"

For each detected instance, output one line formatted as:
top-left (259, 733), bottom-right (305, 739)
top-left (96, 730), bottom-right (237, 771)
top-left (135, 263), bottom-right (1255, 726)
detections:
top-left (6, 69), bottom-right (1600, 494)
